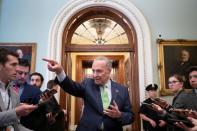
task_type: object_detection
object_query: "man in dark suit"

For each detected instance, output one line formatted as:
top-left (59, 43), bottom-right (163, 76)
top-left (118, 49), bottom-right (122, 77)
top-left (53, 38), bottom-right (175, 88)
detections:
top-left (43, 56), bottom-right (135, 131)
top-left (14, 58), bottom-right (47, 131)
top-left (177, 66), bottom-right (197, 110)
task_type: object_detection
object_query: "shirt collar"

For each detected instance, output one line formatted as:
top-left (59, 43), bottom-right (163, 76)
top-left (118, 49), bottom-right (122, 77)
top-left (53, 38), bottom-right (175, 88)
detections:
top-left (0, 80), bottom-right (14, 90)
top-left (105, 80), bottom-right (111, 88)
top-left (0, 80), bottom-right (6, 90)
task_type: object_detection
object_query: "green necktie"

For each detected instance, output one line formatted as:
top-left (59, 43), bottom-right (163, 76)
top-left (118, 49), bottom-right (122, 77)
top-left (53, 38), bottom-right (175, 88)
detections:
top-left (101, 85), bottom-right (110, 109)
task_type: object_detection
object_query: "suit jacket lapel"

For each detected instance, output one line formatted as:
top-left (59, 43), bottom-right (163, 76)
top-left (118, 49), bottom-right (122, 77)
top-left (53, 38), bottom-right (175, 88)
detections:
top-left (20, 85), bottom-right (26, 100)
top-left (0, 82), bottom-right (17, 111)
top-left (0, 94), bottom-right (5, 111)
top-left (10, 88), bottom-right (18, 108)
top-left (8, 82), bottom-right (19, 108)
top-left (92, 84), bottom-right (103, 113)
top-left (111, 81), bottom-right (119, 104)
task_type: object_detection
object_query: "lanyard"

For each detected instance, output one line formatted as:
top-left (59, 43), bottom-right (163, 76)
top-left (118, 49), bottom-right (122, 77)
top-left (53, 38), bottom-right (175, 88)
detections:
top-left (6, 89), bottom-right (11, 110)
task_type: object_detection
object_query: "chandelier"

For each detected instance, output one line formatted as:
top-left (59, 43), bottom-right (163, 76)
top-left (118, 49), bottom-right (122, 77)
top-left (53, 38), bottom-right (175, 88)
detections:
top-left (89, 18), bottom-right (111, 45)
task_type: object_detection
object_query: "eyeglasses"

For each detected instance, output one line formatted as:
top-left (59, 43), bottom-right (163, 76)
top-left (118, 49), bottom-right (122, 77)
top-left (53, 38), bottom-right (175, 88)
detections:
top-left (168, 81), bottom-right (179, 85)
top-left (16, 70), bottom-right (29, 76)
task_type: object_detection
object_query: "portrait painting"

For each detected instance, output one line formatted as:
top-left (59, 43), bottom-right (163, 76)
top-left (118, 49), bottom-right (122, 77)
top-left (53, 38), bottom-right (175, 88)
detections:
top-left (158, 39), bottom-right (197, 96)
top-left (0, 43), bottom-right (37, 72)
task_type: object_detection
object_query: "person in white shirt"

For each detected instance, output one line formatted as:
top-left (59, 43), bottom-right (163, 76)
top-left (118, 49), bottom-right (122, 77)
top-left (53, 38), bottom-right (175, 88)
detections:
top-left (0, 48), bottom-right (37, 131)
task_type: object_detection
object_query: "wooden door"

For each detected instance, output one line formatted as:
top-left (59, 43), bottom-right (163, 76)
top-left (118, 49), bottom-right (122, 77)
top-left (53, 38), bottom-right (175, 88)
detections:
top-left (75, 55), bottom-right (125, 124)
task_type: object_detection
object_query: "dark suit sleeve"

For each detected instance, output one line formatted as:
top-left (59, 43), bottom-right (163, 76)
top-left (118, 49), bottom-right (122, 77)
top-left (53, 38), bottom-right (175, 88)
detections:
top-left (173, 94), bottom-right (187, 109)
top-left (55, 76), bottom-right (85, 98)
top-left (32, 89), bottom-right (42, 104)
top-left (118, 87), bottom-right (135, 125)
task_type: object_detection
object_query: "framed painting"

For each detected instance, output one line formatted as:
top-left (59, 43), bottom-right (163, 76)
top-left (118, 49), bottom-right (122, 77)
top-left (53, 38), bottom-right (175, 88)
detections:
top-left (157, 39), bottom-right (197, 96)
top-left (0, 43), bottom-right (37, 72)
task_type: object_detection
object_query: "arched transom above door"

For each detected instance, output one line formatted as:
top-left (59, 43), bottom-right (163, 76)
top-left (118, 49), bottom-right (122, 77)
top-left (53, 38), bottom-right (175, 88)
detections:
top-left (63, 6), bottom-right (136, 52)
top-left (72, 18), bottom-right (128, 45)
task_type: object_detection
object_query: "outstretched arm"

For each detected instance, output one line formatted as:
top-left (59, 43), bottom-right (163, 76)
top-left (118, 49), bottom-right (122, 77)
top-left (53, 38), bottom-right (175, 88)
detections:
top-left (43, 58), bottom-right (85, 98)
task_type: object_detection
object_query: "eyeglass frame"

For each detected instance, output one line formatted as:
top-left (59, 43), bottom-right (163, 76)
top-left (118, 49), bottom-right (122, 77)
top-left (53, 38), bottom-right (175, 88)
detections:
top-left (168, 80), bottom-right (180, 85)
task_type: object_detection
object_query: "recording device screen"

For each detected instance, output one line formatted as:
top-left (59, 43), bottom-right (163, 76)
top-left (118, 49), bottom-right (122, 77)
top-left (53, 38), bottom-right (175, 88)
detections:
top-left (38, 88), bottom-right (57, 106)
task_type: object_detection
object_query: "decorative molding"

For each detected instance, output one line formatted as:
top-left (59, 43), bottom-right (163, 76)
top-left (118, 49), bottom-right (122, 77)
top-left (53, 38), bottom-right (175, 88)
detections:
top-left (85, 0), bottom-right (105, 1)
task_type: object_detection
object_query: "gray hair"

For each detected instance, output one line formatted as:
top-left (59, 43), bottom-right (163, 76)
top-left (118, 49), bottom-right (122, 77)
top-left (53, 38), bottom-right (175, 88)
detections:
top-left (94, 56), bottom-right (112, 69)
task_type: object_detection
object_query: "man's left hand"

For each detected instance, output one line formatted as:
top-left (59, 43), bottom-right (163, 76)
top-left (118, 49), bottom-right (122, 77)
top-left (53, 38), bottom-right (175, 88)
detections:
top-left (103, 100), bottom-right (121, 118)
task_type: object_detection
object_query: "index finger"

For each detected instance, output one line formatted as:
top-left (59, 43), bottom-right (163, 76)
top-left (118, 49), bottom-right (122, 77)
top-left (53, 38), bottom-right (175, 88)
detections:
top-left (42, 58), bottom-right (54, 63)
top-left (109, 105), bottom-right (116, 110)
top-left (113, 100), bottom-right (118, 107)
top-left (28, 104), bottom-right (38, 110)
top-left (19, 103), bottom-right (30, 106)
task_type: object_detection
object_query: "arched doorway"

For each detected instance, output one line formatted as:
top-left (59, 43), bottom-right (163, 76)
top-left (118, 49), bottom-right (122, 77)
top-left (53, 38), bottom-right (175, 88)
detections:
top-left (61, 6), bottom-right (140, 130)
top-left (47, 0), bottom-right (154, 130)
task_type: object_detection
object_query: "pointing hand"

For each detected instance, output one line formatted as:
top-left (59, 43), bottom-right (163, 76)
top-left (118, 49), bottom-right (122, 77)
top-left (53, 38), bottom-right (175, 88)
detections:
top-left (43, 58), bottom-right (63, 74)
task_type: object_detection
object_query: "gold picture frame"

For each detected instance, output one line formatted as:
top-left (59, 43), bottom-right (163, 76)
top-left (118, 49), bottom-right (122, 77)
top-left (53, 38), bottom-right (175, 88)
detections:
top-left (0, 43), bottom-right (37, 72)
top-left (157, 39), bottom-right (197, 96)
